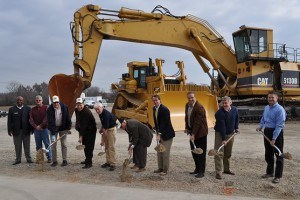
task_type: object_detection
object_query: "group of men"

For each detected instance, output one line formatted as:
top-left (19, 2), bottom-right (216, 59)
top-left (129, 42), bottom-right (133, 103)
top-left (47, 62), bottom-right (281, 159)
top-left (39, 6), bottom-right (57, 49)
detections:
top-left (7, 91), bottom-right (286, 184)
top-left (7, 95), bottom-right (71, 167)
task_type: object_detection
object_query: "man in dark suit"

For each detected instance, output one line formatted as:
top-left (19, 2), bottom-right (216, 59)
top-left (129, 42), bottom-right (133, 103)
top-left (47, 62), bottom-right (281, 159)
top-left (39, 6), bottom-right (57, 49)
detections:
top-left (185, 92), bottom-right (208, 178)
top-left (119, 118), bottom-right (153, 172)
top-left (7, 96), bottom-right (33, 165)
top-left (75, 98), bottom-right (97, 169)
top-left (152, 94), bottom-right (175, 175)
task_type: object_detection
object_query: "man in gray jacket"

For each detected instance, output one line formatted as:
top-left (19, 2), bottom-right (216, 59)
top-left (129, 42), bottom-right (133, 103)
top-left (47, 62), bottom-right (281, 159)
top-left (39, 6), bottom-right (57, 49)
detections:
top-left (119, 118), bottom-right (153, 172)
top-left (7, 96), bottom-right (33, 165)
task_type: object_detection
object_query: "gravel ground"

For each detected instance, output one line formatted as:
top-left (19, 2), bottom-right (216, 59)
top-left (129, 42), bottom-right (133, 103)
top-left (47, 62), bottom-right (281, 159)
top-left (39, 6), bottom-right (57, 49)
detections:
top-left (1, 106), bottom-right (300, 199)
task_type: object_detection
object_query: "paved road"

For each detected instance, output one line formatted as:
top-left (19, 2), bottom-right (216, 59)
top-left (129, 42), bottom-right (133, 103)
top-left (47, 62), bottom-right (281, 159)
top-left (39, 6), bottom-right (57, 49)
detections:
top-left (0, 175), bottom-right (278, 200)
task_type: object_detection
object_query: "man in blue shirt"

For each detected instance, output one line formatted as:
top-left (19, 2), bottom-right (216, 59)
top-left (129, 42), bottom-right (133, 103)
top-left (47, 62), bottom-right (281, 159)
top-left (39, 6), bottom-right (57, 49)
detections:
top-left (94, 103), bottom-right (117, 171)
top-left (214, 96), bottom-right (239, 180)
top-left (257, 91), bottom-right (286, 184)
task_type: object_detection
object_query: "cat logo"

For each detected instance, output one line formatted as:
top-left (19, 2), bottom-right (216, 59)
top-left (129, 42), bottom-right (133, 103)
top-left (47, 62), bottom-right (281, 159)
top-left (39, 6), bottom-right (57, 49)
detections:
top-left (257, 78), bottom-right (268, 86)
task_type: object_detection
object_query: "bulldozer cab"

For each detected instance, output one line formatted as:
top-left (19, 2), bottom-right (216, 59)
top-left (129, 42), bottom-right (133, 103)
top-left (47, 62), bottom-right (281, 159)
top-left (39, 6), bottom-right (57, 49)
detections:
top-left (133, 66), bottom-right (147, 88)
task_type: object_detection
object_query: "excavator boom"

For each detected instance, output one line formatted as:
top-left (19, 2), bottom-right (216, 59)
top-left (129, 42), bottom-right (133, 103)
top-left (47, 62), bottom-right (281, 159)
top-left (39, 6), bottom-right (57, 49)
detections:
top-left (49, 4), bottom-right (232, 126)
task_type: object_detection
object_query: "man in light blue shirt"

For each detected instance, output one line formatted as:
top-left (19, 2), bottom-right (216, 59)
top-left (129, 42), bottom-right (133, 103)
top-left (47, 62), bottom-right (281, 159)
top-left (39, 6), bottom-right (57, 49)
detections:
top-left (257, 91), bottom-right (286, 184)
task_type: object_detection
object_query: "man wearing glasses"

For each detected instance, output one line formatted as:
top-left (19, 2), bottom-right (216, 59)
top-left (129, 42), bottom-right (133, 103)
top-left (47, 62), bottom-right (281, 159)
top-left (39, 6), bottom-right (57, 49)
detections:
top-left (47, 95), bottom-right (72, 167)
top-left (29, 95), bottom-right (52, 163)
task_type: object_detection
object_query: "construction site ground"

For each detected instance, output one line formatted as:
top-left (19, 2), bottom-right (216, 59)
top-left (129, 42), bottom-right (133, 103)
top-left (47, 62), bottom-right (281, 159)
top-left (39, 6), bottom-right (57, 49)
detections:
top-left (0, 106), bottom-right (299, 199)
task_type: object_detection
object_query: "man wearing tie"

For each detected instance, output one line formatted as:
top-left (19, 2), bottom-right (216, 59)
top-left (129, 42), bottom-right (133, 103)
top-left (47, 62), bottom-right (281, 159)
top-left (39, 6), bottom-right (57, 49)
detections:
top-left (152, 94), bottom-right (175, 176)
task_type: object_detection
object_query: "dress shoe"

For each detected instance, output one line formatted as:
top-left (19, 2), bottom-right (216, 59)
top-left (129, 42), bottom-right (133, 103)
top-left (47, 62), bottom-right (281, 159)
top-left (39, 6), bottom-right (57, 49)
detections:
top-left (82, 164), bottom-right (92, 169)
top-left (136, 168), bottom-right (146, 173)
top-left (51, 161), bottom-right (58, 167)
top-left (130, 165), bottom-right (138, 170)
top-left (216, 173), bottom-right (223, 180)
top-left (223, 171), bottom-right (235, 175)
top-left (153, 169), bottom-right (163, 173)
top-left (61, 160), bottom-right (68, 167)
top-left (109, 165), bottom-right (116, 171)
top-left (160, 171), bottom-right (167, 176)
top-left (27, 160), bottom-right (33, 164)
top-left (189, 170), bottom-right (199, 175)
top-left (12, 161), bottom-right (21, 165)
top-left (272, 178), bottom-right (280, 184)
top-left (101, 163), bottom-right (110, 168)
top-left (80, 161), bottom-right (86, 164)
top-left (47, 159), bottom-right (52, 163)
top-left (261, 174), bottom-right (274, 179)
top-left (195, 173), bottom-right (204, 178)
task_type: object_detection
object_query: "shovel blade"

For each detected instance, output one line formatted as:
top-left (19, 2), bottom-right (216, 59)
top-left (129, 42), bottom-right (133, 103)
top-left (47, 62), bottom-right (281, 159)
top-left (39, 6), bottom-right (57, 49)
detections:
top-left (76, 145), bottom-right (85, 150)
top-left (97, 152), bottom-right (105, 156)
top-left (191, 148), bottom-right (203, 155)
top-left (208, 149), bottom-right (218, 156)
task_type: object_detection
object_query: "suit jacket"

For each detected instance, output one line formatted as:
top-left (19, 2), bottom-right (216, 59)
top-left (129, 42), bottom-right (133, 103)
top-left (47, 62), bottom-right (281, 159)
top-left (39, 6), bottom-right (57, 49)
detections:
top-left (7, 105), bottom-right (32, 136)
top-left (75, 106), bottom-right (97, 137)
top-left (185, 101), bottom-right (208, 139)
top-left (153, 104), bottom-right (175, 141)
top-left (125, 119), bottom-right (153, 147)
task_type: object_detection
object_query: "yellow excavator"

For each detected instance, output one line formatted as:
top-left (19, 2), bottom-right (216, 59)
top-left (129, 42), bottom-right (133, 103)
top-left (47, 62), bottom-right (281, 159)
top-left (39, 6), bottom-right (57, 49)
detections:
top-left (49, 4), bottom-right (300, 129)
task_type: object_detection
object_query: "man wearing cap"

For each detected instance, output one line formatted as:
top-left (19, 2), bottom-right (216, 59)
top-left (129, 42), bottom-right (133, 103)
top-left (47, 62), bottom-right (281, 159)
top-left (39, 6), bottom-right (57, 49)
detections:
top-left (7, 96), bottom-right (33, 165)
top-left (119, 118), bottom-right (153, 172)
top-left (29, 95), bottom-right (52, 163)
top-left (94, 103), bottom-right (117, 171)
top-left (47, 95), bottom-right (72, 167)
top-left (75, 97), bottom-right (97, 169)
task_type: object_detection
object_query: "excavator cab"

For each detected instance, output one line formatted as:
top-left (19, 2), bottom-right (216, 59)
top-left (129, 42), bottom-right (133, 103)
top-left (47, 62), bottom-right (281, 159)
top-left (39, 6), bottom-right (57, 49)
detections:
top-left (232, 26), bottom-right (281, 63)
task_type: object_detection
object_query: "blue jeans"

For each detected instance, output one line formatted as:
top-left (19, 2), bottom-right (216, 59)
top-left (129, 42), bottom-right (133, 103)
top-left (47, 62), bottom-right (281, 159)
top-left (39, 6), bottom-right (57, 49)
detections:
top-left (34, 129), bottom-right (52, 160)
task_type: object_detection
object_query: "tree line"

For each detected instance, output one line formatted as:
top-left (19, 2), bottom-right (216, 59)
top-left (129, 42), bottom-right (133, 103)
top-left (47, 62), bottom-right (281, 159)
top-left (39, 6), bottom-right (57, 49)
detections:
top-left (0, 82), bottom-right (117, 106)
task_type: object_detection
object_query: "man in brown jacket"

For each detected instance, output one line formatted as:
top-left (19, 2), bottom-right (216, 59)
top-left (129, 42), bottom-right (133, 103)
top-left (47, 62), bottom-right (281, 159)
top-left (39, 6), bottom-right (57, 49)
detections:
top-left (185, 92), bottom-right (208, 178)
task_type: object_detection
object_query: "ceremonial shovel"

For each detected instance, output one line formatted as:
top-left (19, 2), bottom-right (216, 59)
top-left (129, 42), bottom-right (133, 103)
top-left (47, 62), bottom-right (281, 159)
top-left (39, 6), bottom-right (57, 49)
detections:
top-left (257, 130), bottom-right (292, 160)
top-left (191, 140), bottom-right (203, 155)
top-left (42, 134), bottom-right (66, 153)
top-left (208, 131), bottom-right (239, 157)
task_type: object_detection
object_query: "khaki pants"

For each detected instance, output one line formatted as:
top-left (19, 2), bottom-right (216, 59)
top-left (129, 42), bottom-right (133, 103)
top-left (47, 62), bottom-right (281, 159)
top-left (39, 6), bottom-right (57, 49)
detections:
top-left (157, 138), bottom-right (173, 172)
top-left (103, 127), bottom-right (116, 166)
top-left (51, 130), bottom-right (68, 162)
top-left (214, 132), bottom-right (234, 175)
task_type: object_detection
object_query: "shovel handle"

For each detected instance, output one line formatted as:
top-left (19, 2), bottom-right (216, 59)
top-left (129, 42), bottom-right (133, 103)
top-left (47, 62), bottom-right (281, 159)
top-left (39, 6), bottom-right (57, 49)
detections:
top-left (191, 140), bottom-right (197, 149)
top-left (48, 133), bottom-right (66, 150)
top-left (217, 131), bottom-right (239, 152)
top-left (257, 130), bottom-right (282, 155)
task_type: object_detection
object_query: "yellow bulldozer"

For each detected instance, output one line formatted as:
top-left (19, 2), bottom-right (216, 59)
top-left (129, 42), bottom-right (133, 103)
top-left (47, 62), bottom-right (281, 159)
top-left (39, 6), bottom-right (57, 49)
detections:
top-left (111, 58), bottom-right (217, 130)
top-left (49, 4), bottom-right (300, 129)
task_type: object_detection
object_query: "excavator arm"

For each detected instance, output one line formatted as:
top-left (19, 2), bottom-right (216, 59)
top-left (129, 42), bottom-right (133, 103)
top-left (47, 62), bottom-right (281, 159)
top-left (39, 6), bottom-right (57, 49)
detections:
top-left (49, 4), bottom-right (237, 115)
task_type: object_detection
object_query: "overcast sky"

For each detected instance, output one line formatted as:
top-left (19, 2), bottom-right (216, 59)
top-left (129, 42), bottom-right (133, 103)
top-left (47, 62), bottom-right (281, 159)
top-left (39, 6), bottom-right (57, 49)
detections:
top-left (1, 0), bottom-right (299, 93)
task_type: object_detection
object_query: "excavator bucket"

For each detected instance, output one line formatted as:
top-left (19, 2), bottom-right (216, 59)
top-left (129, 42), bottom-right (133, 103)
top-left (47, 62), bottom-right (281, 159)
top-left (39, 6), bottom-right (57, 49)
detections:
top-left (48, 74), bottom-right (85, 116)
top-left (148, 91), bottom-right (218, 131)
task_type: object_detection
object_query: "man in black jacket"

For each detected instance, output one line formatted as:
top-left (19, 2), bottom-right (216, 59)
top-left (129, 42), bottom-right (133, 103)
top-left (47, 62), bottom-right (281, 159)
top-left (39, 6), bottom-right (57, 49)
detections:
top-left (47, 95), bottom-right (72, 167)
top-left (75, 98), bottom-right (97, 169)
top-left (152, 94), bottom-right (175, 175)
top-left (94, 102), bottom-right (117, 171)
top-left (120, 118), bottom-right (153, 172)
top-left (7, 96), bottom-right (33, 165)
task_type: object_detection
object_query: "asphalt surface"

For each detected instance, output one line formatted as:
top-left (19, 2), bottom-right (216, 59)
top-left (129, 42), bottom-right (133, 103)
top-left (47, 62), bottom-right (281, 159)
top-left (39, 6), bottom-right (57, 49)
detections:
top-left (0, 175), bottom-right (278, 200)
